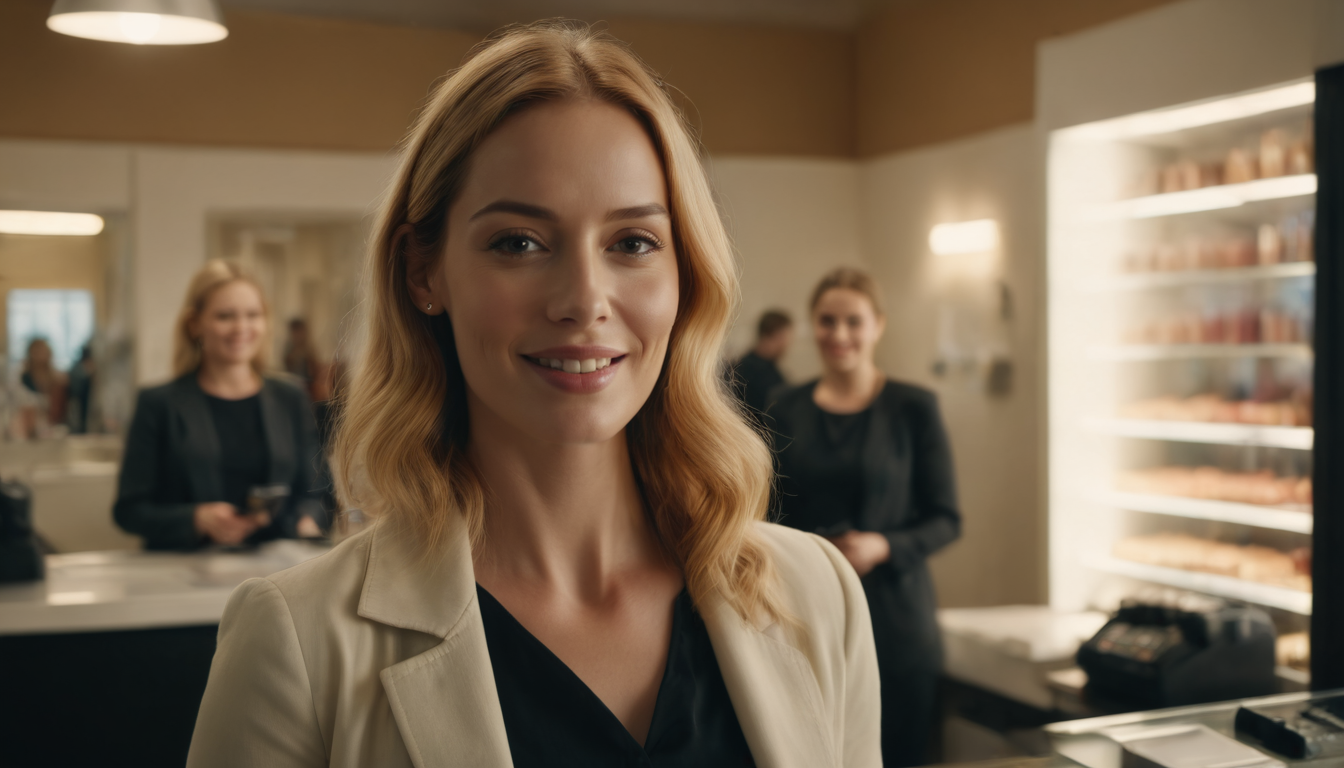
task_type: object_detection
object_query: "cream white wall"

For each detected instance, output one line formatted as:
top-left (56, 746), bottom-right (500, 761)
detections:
top-left (858, 124), bottom-right (1047, 608)
top-left (708, 157), bottom-right (863, 382)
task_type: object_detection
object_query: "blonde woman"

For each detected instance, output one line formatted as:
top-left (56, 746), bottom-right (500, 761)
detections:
top-left (188, 22), bottom-right (879, 768)
top-left (114, 260), bottom-right (325, 550)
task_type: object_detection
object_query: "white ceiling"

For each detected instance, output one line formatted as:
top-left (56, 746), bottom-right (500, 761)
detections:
top-left (218, 0), bottom-right (919, 33)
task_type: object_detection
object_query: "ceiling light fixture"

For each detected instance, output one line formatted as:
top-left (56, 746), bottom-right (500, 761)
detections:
top-left (47, 0), bottom-right (227, 45)
top-left (0, 211), bottom-right (106, 236)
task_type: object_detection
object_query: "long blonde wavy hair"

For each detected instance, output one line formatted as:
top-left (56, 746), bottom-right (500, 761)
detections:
top-left (172, 259), bottom-right (270, 377)
top-left (334, 21), bottom-right (780, 622)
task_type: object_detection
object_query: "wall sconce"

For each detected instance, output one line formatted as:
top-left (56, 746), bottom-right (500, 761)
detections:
top-left (0, 211), bottom-right (105, 236)
top-left (47, 0), bottom-right (228, 45)
top-left (929, 218), bottom-right (1000, 255)
top-left (928, 218), bottom-right (1013, 396)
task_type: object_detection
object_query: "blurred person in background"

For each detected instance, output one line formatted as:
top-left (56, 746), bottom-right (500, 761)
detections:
top-left (727, 308), bottom-right (793, 416)
top-left (187, 23), bottom-right (879, 767)
top-left (66, 344), bottom-right (95, 434)
top-left (282, 317), bottom-right (319, 395)
top-left (20, 337), bottom-right (68, 430)
top-left (769, 266), bottom-right (961, 767)
top-left (114, 260), bottom-right (326, 550)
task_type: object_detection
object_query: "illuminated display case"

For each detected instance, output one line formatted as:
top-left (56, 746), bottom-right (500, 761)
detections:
top-left (1047, 79), bottom-right (1323, 684)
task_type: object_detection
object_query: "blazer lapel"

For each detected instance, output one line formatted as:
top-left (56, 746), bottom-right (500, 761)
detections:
top-left (360, 521), bottom-right (513, 768)
top-left (702, 598), bottom-right (837, 768)
top-left (256, 381), bottom-right (293, 486)
top-left (171, 375), bottom-right (224, 501)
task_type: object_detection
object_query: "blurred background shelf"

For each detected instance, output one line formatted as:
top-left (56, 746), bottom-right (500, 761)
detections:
top-left (1085, 418), bottom-right (1314, 449)
top-left (1098, 174), bottom-right (1316, 220)
top-left (1089, 262), bottom-right (1316, 293)
top-left (1087, 344), bottom-right (1312, 361)
top-left (1095, 491), bottom-right (1313, 534)
top-left (1091, 556), bottom-right (1312, 614)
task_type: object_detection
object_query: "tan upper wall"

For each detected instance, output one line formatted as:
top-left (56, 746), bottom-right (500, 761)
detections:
top-left (0, 1), bottom-right (853, 157)
top-left (855, 0), bottom-right (1181, 157)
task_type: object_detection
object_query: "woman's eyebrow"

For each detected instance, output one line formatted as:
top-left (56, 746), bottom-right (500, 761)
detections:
top-left (470, 200), bottom-right (557, 222)
top-left (606, 203), bottom-right (668, 222)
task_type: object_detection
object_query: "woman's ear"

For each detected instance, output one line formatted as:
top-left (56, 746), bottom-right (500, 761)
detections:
top-left (399, 223), bottom-right (444, 315)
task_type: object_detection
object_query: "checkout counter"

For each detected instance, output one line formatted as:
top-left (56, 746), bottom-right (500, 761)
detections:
top-left (0, 540), bottom-right (329, 767)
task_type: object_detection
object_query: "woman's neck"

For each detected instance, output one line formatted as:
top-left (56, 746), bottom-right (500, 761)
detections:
top-left (816, 360), bottom-right (883, 413)
top-left (197, 360), bottom-right (262, 400)
top-left (468, 398), bottom-right (671, 602)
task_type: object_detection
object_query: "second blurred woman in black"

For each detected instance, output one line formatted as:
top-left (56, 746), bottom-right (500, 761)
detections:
top-left (769, 267), bottom-right (961, 767)
top-left (114, 260), bottom-right (325, 550)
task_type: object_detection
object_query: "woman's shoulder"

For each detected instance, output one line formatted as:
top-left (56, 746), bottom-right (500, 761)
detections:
top-left (765, 379), bottom-right (818, 412)
top-left (226, 527), bottom-right (375, 637)
top-left (753, 521), bottom-right (864, 630)
top-left (262, 373), bottom-right (309, 403)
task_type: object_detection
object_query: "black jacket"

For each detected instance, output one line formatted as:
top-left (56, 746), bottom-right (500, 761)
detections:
top-left (113, 373), bottom-right (325, 550)
top-left (767, 379), bottom-right (961, 673)
top-left (727, 351), bottom-right (786, 417)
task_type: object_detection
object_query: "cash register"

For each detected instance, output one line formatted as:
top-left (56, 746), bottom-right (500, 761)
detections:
top-left (1076, 599), bottom-right (1278, 708)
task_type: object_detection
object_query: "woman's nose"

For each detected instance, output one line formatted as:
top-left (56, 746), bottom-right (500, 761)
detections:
top-left (546, 247), bottom-right (611, 328)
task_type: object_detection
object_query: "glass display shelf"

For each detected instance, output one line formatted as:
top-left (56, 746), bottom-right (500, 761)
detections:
top-left (1090, 555), bottom-right (1312, 615)
top-left (1096, 174), bottom-right (1316, 220)
top-left (1094, 491), bottom-right (1313, 534)
top-left (1086, 262), bottom-right (1316, 293)
top-left (1084, 418), bottom-right (1313, 449)
top-left (1086, 344), bottom-right (1312, 361)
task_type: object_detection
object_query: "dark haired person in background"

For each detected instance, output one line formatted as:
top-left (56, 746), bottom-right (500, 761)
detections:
top-left (769, 267), bottom-right (961, 767)
top-left (727, 308), bottom-right (793, 416)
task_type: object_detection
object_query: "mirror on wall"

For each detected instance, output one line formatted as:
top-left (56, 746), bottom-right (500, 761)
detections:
top-left (0, 211), bottom-right (138, 552)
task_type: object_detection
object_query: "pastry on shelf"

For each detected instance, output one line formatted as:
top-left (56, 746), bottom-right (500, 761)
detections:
top-left (1117, 466), bottom-right (1312, 507)
top-left (1113, 533), bottom-right (1311, 591)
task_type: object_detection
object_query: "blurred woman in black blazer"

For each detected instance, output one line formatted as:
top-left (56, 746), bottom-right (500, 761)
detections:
top-left (114, 260), bottom-right (325, 550)
top-left (768, 267), bottom-right (961, 767)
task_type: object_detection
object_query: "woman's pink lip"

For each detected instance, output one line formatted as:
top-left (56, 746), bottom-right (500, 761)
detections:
top-left (525, 356), bottom-right (622, 394)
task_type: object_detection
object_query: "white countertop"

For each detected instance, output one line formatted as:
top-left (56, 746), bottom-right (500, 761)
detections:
top-left (0, 540), bottom-right (331, 635)
top-left (939, 605), bottom-right (1109, 709)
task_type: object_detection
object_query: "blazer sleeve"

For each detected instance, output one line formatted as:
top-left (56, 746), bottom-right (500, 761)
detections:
top-left (187, 578), bottom-right (327, 767)
top-left (812, 535), bottom-right (882, 767)
top-left (112, 389), bottom-right (200, 549)
top-left (881, 390), bottom-right (962, 574)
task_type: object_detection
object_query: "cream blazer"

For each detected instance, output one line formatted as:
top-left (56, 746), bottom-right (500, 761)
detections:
top-left (186, 519), bottom-right (881, 767)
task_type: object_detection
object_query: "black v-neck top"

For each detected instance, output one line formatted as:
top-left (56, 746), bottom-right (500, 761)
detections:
top-left (477, 585), bottom-right (756, 768)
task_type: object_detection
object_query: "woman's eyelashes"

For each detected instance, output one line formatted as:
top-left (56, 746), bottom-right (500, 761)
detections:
top-left (485, 228), bottom-right (666, 258)
top-left (608, 229), bottom-right (666, 257)
top-left (487, 230), bottom-right (546, 255)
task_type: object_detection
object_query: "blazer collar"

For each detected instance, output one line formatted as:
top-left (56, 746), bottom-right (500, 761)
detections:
top-left (360, 520), bottom-right (514, 768)
top-left (359, 520), bottom-right (835, 768)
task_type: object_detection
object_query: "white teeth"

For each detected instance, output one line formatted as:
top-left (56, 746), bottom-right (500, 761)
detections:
top-left (533, 356), bottom-right (617, 372)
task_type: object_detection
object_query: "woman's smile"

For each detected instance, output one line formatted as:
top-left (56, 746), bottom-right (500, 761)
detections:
top-left (521, 344), bottom-right (628, 393)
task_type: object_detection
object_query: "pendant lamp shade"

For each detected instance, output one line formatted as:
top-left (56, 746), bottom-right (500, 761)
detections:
top-left (47, 0), bottom-right (228, 45)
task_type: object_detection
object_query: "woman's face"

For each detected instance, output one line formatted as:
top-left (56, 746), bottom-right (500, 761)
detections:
top-left (813, 288), bottom-right (884, 374)
top-left (194, 280), bottom-right (267, 369)
top-left (428, 98), bottom-right (679, 445)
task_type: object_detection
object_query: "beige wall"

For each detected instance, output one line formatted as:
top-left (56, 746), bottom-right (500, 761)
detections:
top-left (859, 124), bottom-right (1045, 607)
top-left (855, 0), bottom-right (1181, 157)
top-left (0, 1), bottom-right (854, 158)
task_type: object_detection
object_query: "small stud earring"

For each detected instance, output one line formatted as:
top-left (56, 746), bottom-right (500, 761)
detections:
top-left (426, 303), bottom-right (432, 311)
